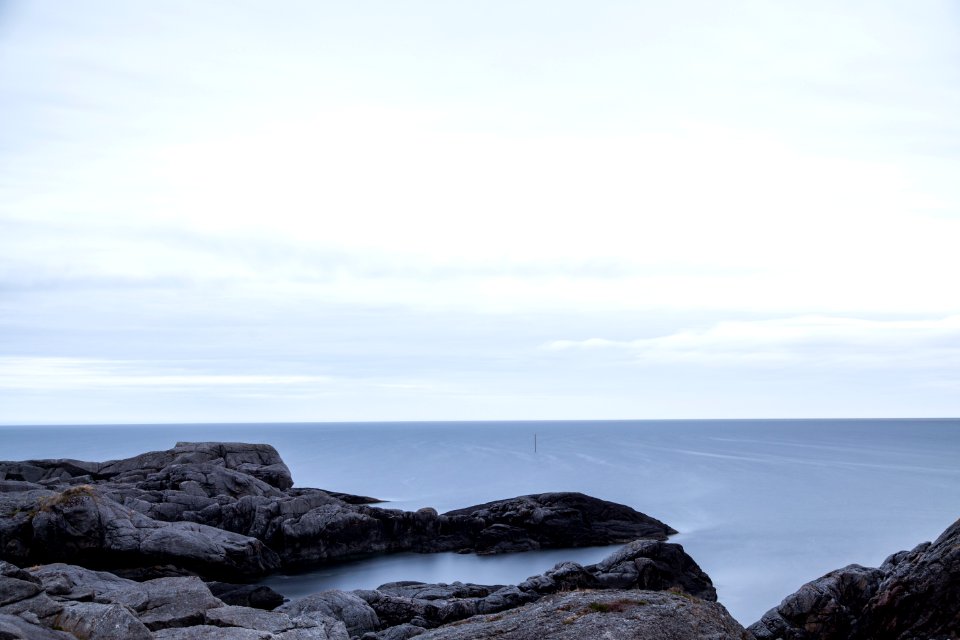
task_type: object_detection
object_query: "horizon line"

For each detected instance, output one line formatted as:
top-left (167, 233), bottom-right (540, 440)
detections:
top-left (2, 416), bottom-right (958, 428)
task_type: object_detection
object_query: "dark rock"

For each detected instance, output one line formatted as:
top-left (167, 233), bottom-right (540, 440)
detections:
top-left (280, 589), bottom-right (380, 637)
top-left (355, 590), bottom-right (445, 629)
top-left (0, 613), bottom-right (75, 640)
top-left (321, 491), bottom-right (383, 505)
top-left (860, 517), bottom-right (960, 640)
top-left (0, 571), bottom-right (41, 607)
top-left (589, 539), bottom-right (717, 599)
top-left (3, 444), bottom-right (679, 582)
top-left (351, 540), bottom-right (713, 632)
top-left (375, 581), bottom-right (502, 601)
top-left (444, 492), bottom-right (677, 553)
top-left (361, 623), bottom-right (426, 640)
top-left (209, 581), bottom-right (286, 610)
top-left (749, 564), bottom-right (884, 640)
top-left (6, 484), bottom-right (279, 580)
top-left (0, 443), bottom-right (294, 490)
top-left (110, 564), bottom-right (199, 581)
top-left (749, 517), bottom-right (960, 640)
top-left (0, 561), bottom-right (66, 630)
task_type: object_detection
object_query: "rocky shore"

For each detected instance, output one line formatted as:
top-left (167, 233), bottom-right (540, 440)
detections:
top-left (0, 442), bottom-right (956, 639)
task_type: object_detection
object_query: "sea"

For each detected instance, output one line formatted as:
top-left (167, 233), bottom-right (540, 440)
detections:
top-left (1, 419), bottom-right (958, 625)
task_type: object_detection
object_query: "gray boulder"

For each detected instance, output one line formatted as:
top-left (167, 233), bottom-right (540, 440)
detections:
top-left (0, 567), bottom-right (42, 606)
top-left (30, 563), bottom-right (144, 603)
top-left (0, 613), bottom-right (75, 640)
top-left (153, 626), bottom-right (275, 639)
top-left (12, 485), bottom-right (279, 580)
top-left (111, 576), bottom-right (224, 631)
top-left (53, 600), bottom-right (152, 640)
top-left (280, 589), bottom-right (380, 637)
top-left (589, 539), bottom-right (717, 599)
top-left (206, 605), bottom-right (301, 632)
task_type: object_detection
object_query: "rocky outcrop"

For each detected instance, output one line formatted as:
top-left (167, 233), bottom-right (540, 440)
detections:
top-left (0, 442), bottom-right (295, 490)
top-left (1, 443), bottom-right (676, 580)
top-left (347, 538), bottom-right (716, 634)
top-left (749, 517), bottom-right (960, 640)
top-left (0, 558), bottom-right (349, 639)
top-left (208, 581), bottom-right (286, 610)
top-left (0, 538), bottom-right (725, 639)
top-left (444, 492), bottom-right (676, 554)
top-left (0, 483), bottom-right (280, 580)
top-left (406, 589), bottom-right (748, 640)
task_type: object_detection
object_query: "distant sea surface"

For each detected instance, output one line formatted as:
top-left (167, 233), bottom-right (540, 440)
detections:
top-left (2, 419), bottom-right (958, 624)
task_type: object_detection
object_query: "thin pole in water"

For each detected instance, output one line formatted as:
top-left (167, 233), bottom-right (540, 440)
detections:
top-left (534, 433), bottom-right (537, 453)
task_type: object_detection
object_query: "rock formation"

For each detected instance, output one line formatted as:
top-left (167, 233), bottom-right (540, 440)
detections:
top-left (2, 442), bottom-right (956, 640)
top-left (749, 517), bottom-right (960, 640)
top-left (0, 442), bottom-right (675, 580)
top-left (0, 537), bottom-right (740, 640)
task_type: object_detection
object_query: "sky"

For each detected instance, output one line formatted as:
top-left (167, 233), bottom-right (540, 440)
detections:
top-left (1, 1), bottom-right (959, 423)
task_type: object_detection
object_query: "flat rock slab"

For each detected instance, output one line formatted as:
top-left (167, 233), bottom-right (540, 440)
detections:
top-left (206, 605), bottom-right (303, 633)
top-left (114, 576), bottom-right (224, 630)
top-left (54, 600), bottom-right (152, 640)
top-left (154, 622), bottom-right (350, 639)
top-left (30, 562), bottom-right (143, 603)
top-left (412, 590), bottom-right (748, 640)
top-left (0, 613), bottom-right (76, 640)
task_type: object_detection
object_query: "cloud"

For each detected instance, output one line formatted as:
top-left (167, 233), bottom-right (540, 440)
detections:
top-left (545, 315), bottom-right (960, 368)
top-left (0, 357), bottom-right (332, 391)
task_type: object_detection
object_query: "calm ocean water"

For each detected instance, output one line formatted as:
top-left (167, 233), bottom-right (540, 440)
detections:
top-left (1, 419), bottom-right (958, 624)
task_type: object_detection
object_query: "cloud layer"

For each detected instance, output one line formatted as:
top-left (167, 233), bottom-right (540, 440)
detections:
top-left (546, 315), bottom-right (960, 369)
top-left (1, 2), bottom-right (958, 421)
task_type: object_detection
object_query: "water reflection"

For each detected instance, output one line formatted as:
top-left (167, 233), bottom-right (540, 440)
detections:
top-left (262, 546), bottom-right (616, 600)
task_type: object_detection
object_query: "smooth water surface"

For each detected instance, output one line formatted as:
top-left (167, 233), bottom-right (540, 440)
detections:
top-left (2, 419), bottom-right (958, 624)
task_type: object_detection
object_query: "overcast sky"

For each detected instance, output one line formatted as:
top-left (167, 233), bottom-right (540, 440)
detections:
top-left (2, 1), bottom-right (959, 424)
